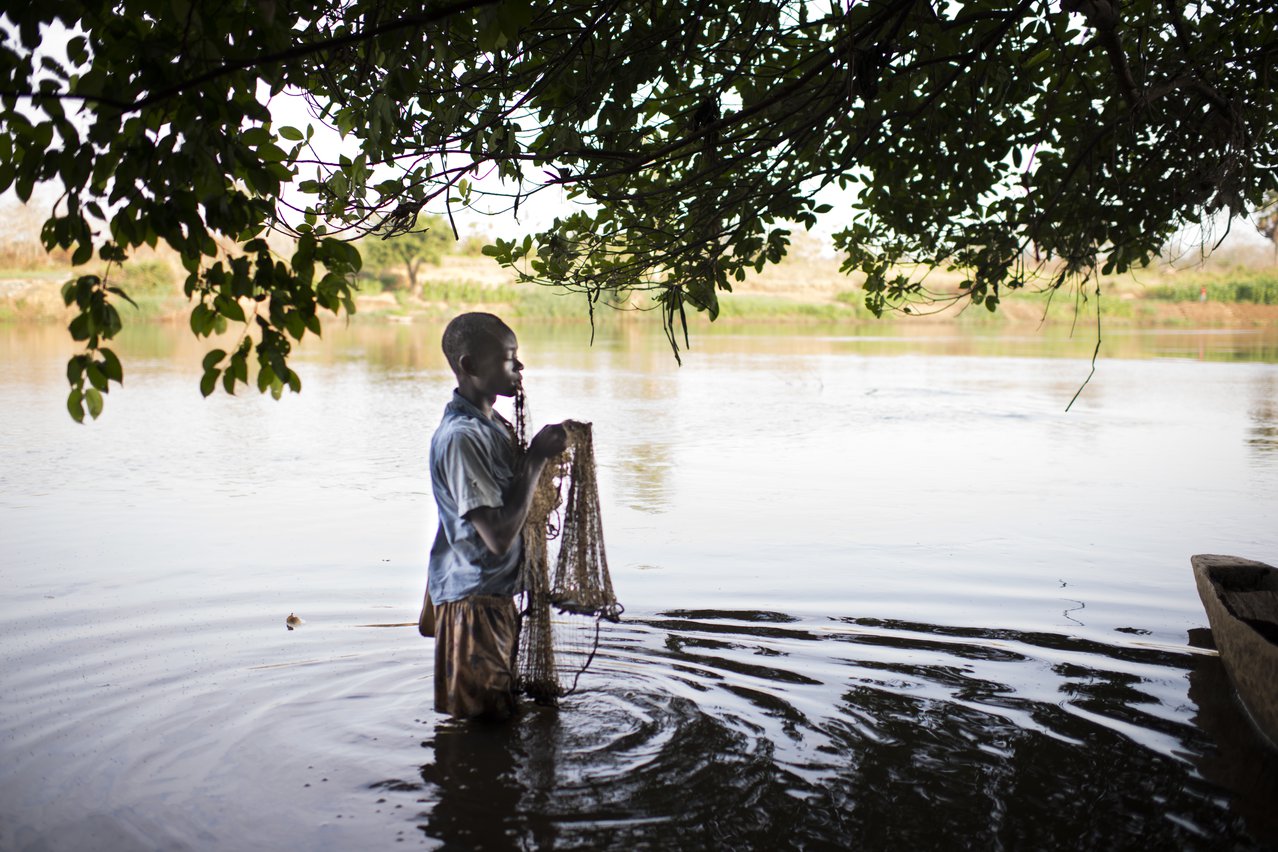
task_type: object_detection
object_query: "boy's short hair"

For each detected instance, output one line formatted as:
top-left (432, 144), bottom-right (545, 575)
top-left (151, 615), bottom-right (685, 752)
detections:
top-left (441, 312), bottom-right (512, 373)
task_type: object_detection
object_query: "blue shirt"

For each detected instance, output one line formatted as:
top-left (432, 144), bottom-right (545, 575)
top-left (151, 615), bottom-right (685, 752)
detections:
top-left (427, 391), bottom-right (523, 604)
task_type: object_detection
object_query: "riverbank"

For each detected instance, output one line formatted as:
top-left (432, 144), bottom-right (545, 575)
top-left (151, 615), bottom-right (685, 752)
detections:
top-left (3, 254), bottom-right (1277, 329)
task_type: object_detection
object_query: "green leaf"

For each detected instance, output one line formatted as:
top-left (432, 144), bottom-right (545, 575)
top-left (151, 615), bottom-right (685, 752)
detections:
top-left (1025, 48), bottom-right (1051, 69)
top-left (106, 286), bottom-right (139, 308)
top-left (200, 369), bottom-right (219, 397)
top-left (86, 362), bottom-right (108, 391)
top-left (67, 36), bottom-right (87, 64)
top-left (190, 304), bottom-right (211, 336)
top-left (66, 356), bottom-right (86, 384)
top-left (284, 312), bottom-right (305, 340)
top-left (202, 348), bottom-right (227, 371)
top-left (241, 126), bottom-right (271, 147)
top-left (67, 389), bottom-right (85, 423)
top-left (278, 125), bottom-right (304, 141)
top-left (85, 387), bottom-right (103, 419)
top-left (15, 174), bottom-right (33, 203)
top-left (257, 364), bottom-right (275, 393)
top-left (69, 313), bottom-right (91, 341)
top-left (100, 348), bottom-right (123, 383)
top-left (214, 294), bottom-right (246, 323)
top-left (330, 172), bottom-right (348, 197)
top-left (256, 142), bottom-right (287, 163)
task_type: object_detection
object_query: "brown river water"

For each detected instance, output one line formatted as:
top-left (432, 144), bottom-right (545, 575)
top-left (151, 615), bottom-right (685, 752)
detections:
top-left (2, 319), bottom-right (1277, 850)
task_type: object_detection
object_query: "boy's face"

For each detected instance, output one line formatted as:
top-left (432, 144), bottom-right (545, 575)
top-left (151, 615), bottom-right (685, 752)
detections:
top-left (465, 327), bottom-right (523, 398)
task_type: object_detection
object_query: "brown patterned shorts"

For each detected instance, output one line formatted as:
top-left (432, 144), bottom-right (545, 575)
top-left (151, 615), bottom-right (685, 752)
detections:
top-left (433, 594), bottom-right (520, 719)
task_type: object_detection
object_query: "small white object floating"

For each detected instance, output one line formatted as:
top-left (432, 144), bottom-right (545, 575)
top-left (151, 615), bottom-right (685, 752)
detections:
top-left (286, 613), bottom-right (304, 631)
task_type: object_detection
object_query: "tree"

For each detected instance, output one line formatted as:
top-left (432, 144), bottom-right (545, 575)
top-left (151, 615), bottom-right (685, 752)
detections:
top-left (358, 216), bottom-right (454, 297)
top-left (1256, 191), bottom-right (1278, 262)
top-left (1, 0), bottom-right (1275, 417)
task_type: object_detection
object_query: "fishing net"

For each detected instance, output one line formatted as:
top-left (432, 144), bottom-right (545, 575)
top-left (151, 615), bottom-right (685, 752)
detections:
top-left (513, 390), bottom-right (623, 705)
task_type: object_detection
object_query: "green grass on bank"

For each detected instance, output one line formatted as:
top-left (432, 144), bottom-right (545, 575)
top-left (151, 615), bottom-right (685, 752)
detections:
top-left (1140, 271), bottom-right (1278, 304)
top-left (4, 257), bottom-right (1278, 326)
top-left (0, 268), bottom-right (67, 281)
top-left (724, 293), bottom-right (868, 321)
top-left (354, 278), bottom-right (595, 320)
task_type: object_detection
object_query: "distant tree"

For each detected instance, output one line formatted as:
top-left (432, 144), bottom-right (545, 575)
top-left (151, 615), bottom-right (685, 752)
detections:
top-left (459, 232), bottom-right (494, 258)
top-left (1256, 191), bottom-right (1278, 263)
top-left (359, 217), bottom-right (453, 297)
top-left (1, 1), bottom-right (1275, 418)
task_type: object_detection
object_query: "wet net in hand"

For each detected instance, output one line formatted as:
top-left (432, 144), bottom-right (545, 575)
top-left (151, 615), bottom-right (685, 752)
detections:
top-left (514, 407), bottom-right (622, 705)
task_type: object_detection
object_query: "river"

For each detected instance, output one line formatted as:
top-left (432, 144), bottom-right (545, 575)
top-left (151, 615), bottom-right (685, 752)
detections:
top-left (1, 319), bottom-right (1277, 850)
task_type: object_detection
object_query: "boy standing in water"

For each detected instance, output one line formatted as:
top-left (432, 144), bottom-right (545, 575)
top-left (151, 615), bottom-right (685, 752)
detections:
top-left (426, 312), bottom-right (566, 720)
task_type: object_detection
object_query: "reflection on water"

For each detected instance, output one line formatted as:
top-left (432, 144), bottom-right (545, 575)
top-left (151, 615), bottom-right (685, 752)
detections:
top-left (5, 318), bottom-right (1278, 379)
top-left (617, 441), bottom-right (674, 514)
top-left (1186, 628), bottom-right (1278, 842)
top-left (2, 320), bottom-right (1277, 850)
top-left (1250, 374), bottom-right (1278, 454)
top-left (359, 611), bottom-right (1276, 849)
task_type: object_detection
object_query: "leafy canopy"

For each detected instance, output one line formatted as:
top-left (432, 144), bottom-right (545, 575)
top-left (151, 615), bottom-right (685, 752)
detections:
top-left (1, 0), bottom-right (1275, 417)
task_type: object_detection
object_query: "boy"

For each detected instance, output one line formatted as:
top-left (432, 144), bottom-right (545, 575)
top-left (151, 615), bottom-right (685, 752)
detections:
top-left (426, 312), bottom-right (567, 720)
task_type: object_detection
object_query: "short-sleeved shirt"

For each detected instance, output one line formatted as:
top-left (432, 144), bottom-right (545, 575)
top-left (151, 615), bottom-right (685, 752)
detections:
top-left (427, 390), bottom-right (523, 604)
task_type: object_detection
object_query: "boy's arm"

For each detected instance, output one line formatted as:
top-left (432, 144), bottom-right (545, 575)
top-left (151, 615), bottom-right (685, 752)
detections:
top-left (466, 423), bottom-right (568, 557)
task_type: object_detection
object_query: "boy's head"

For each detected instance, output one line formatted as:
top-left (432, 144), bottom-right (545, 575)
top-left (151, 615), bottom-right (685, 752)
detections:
top-left (441, 312), bottom-right (522, 397)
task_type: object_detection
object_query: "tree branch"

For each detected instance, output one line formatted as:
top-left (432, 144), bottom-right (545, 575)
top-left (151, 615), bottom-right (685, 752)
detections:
top-left (0, 0), bottom-right (501, 114)
top-left (1063, 0), bottom-right (1140, 106)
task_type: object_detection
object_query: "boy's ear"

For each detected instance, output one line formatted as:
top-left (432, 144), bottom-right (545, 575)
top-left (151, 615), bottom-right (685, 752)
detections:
top-left (456, 352), bottom-right (475, 377)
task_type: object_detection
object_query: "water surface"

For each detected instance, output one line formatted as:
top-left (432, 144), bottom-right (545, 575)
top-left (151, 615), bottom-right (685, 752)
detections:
top-left (2, 319), bottom-right (1277, 850)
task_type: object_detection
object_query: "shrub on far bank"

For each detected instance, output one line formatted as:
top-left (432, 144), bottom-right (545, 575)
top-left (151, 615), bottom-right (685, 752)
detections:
top-left (1143, 271), bottom-right (1278, 304)
top-left (354, 272), bottom-right (397, 295)
top-left (116, 260), bottom-right (177, 296)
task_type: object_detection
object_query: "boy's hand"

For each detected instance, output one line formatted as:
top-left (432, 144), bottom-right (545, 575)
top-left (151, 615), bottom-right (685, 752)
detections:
top-left (528, 422), bottom-right (568, 460)
top-left (471, 421), bottom-right (569, 557)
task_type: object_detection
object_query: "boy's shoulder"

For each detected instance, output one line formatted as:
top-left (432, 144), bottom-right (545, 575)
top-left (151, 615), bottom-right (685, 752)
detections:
top-left (432, 406), bottom-right (511, 459)
top-left (432, 408), bottom-right (483, 448)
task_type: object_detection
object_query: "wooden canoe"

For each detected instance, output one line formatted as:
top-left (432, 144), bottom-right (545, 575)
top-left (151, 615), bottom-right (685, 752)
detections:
top-left (1192, 554), bottom-right (1278, 748)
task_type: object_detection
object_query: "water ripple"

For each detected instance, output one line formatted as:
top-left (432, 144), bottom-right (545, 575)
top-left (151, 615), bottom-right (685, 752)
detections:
top-left (350, 610), bottom-right (1278, 849)
top-left (3, 605), bottom-right (1276, 850)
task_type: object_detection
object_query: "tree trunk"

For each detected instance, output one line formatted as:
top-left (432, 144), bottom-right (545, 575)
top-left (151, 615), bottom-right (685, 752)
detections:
top-left (407, 260), bottom-right (422, 300)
